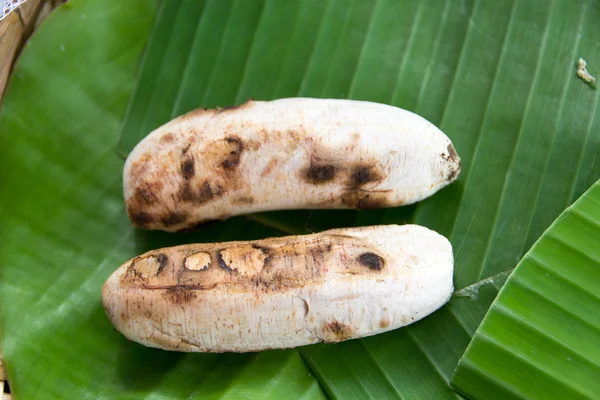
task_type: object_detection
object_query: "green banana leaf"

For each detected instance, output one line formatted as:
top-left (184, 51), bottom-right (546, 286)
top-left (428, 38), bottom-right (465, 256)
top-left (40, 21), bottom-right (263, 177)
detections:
top-left (1, 0), bottom-right (599, 399)
top-left (452, 179), bottom-right (600, 400)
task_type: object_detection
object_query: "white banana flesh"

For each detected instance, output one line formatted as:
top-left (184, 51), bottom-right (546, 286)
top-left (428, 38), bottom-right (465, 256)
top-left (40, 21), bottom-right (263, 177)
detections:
top-left (102, 224), bottom-right (454, 353)
top-left (123, 98), bottom-right (461, 232)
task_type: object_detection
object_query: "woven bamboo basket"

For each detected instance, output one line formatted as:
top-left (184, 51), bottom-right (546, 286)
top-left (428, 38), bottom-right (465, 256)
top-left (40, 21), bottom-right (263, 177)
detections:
top-left (0, 1), bottom-right (64, 396)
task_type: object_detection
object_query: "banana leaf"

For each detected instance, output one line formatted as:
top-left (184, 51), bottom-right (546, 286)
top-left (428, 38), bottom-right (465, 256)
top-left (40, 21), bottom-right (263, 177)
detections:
top-left (452, 179), bottom-right (600, 400)
top-left (1, 0), bottom-right (600, 399)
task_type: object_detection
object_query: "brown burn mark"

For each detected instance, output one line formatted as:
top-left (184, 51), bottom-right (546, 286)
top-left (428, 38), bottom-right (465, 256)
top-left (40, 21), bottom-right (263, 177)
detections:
top-left (284, 130), bottom-right (302, 147)
top-left (122, 253), bottom-right (165, 285)
top-left (349, 165), bottom-right (383, 188)
top-left (178, 181), bottom-right (221, 204)
top-left (341, 191), bottom-right (390, 210)
top-left (307, 242), bottom-right (333, 268)
top-left (323, 320), bottom-right (354, 342)
top-left (129, 153), bottom-right (152, 179)
top-left (168, 238), bottom-right (336, 291)
top-left (124, 258), bottom-right (141, 283)
top-left (251, 244), bottom-right (274, 267)
top-left (198, 181), bottom-right (218, 203)
top-left (238, 240), bottom-right (331, 290)
top-left (266, 240), bottom-right (332, 262)
top-left (130, 211), bottom-right (154, 227)
top-left (234, 196), bottom-right (255, 205)
top-left (358, 252), bottom-right (384, 270)
top-left (160, 133), bottom-right (175, 143)
top-left (221, 136), bottom-right (244, 170)
top-left (181, 157), bottom-right (195, 180)
top-left (216, 251), bottom-right (235, 272)
top-left (303, 162), bottom-right (337, 184)
top-left (134, 188), bottom-right (154, 206)
top-left (161, 212), bottom-right (188, 227)
top-left (379, 317), bottom-right (390, 329)
top-left (178, 183), bottom-right (195, 202)
top-left (155, 253), bottom-right (168, 276)
top-left (251, 240), bottom-right (333, 289)
top-left (312, 242), bottom-right (333, 254)
top-left (261, 158), bottom-right (279, 177)
top-left (164, 286), bottom-right (197, 304)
